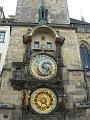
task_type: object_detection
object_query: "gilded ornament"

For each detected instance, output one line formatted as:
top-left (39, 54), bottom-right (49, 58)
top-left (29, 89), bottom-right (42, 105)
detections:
top-left (30, 55), bottom-right (57, 80)
top-left (30, 88), bottom-right (57, 114)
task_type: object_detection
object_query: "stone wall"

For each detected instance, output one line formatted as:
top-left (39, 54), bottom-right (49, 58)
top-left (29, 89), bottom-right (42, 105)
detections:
top-left (6, 26), bottom-right (87, 105)
top-left (0, 26), bottom-right (10, 73)
top-left (16, 0), bottom-right (70, 24)
top-left (0, 25), bottom-right (89, 120)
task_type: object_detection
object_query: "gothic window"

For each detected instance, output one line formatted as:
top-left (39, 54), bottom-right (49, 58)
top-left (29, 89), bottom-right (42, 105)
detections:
top-left (34, 42), bottom-right (39, 49)
top-left (42, 10), bottom-right (44, 18)
top-left (80, 43), bottom-right (90, 69)
top-left (39, 9), bottom-right (48, 21)
top-left (0, 31), bottom-right (6, 42)
top-left (38, 0), bottom-right (48, 22)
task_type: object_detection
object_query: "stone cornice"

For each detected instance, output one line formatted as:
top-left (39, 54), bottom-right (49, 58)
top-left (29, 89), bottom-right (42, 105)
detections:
top-left (0, 21), bottom-right (76, 29)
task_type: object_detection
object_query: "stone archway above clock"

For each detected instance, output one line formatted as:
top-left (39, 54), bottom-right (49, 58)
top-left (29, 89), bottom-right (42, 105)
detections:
top-left (23, 25), bottom-right (65, 49)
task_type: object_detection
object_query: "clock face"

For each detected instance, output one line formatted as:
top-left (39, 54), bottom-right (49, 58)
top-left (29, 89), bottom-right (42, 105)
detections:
top-left (30, 54), bottom-right (57, 80)
top-left (30, 88), bottom-right (57, 114)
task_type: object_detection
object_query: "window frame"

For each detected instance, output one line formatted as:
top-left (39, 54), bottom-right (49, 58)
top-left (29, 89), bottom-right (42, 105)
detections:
top-left (0, 31), bottom-right (6, 43)
top-left (46, 42), bottom-right (52, 49)
top-left (34, 41), bottom-right (40, 49)
top-left (80, 43), bottom-right (90, 69)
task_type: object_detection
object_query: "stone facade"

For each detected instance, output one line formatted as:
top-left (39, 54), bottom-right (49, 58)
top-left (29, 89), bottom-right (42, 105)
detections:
top-left (0, 26), bottom-right (10, 73)
top-left (0, 0), bottom-right (90, 120)
top-left (16, 0), bottom-right (70, 24)
top-left (0, 23), bottom-right (89, 120)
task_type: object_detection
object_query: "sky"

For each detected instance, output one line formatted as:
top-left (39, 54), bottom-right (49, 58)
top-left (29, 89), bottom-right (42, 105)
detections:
top-left (0, 0), bottom-right (90, 22)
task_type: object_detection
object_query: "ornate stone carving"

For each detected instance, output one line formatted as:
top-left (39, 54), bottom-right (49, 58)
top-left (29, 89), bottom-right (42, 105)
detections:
top-left (10, 26), bottom-right (66, 120)
top-left (23, 42), bottom-right (31, 64)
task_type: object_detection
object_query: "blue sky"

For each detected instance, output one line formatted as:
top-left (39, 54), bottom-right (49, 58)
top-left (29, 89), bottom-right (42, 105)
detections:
top-left (0, 0), bottom-right (90, 22)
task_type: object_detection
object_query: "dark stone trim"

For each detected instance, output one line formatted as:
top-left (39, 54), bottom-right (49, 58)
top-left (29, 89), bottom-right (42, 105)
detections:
top-left (68, 68), bottom-right (90, 72)
top-left (32, 49), bottom-right (55, 52)
top-left (0, 21), bottom-right (76, 29)
top-left (70, 18), bottom-right (90, 25)
top-left (23, 35), bottom-right (32, 44)
top-left (23, 114), bottom-right (62, 120)
top-left (55, 37), bottom-right (65, 46)
top-left (0, 103), bottom-right (14, 110)
top-left (74, 101), bottom-right (90, 109)
top-left (12, 62), bottom-right (24, 68)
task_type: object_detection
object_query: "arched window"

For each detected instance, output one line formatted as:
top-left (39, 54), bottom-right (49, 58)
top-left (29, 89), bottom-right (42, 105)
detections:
top-left (80, 43), bottom-right (90, 69)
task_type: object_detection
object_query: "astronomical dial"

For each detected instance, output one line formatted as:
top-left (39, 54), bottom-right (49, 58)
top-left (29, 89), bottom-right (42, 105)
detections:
top-left (30, 54), bottom-right (57, 80)
top-left (30, 88), bottom-right (57, 114)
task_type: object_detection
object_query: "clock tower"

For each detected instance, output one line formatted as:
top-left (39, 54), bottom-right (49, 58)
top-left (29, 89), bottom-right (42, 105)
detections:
top-left (0, 0), bottom-right (90, 119)
top-left (16, 0), bottom-right (70, 24)
top-left (20, 25), bottom-right (65, 120)
top-left (11, 24), bottom-right (65, 120)
top-left (12, 0), bottom-right (66, 120)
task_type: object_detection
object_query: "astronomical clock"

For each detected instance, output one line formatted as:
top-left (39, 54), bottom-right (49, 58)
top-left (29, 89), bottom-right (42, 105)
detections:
top-left (11, 26), bottom-right (65, 120)
top-left (30, 54), bottom-right (57, 80)
top-left (29, 54), bottom-right (58, 116)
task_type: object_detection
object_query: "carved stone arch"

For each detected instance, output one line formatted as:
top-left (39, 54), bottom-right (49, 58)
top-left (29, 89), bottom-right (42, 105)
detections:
top-left (79, 40), bottom-right (90, 58)
top-left (31, 25), bottom-right (56, 38)
top-left (30, 25), bottom-right (57, 51)
top-left (79, 40), bottom-right (90, 49)
top-left (30, 25), bottom-right (65, 63)
top-left (31, 25), bottom-right (65, 46)
top-left (23, 25), bottom-right (65, 48)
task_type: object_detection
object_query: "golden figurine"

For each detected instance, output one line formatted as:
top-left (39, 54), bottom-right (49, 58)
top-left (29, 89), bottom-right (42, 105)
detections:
top-left (22, 90), bottom-right (31, 113)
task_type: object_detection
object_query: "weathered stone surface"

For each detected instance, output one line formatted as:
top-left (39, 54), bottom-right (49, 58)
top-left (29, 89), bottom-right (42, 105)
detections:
top-left (16, 0), bottom-right (70, 24)
top-left (0, 21), bottom-right (90, 120)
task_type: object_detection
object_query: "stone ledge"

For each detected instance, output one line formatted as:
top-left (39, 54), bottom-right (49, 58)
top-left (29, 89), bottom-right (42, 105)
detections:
top-left (0, 103), bottom-right (14, 110)
top-left (74, 101), bottom-right (90, 109)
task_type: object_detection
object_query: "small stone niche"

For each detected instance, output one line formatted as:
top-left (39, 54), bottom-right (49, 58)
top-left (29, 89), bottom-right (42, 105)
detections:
top-left (3, 114), bottom-right (8, 118)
